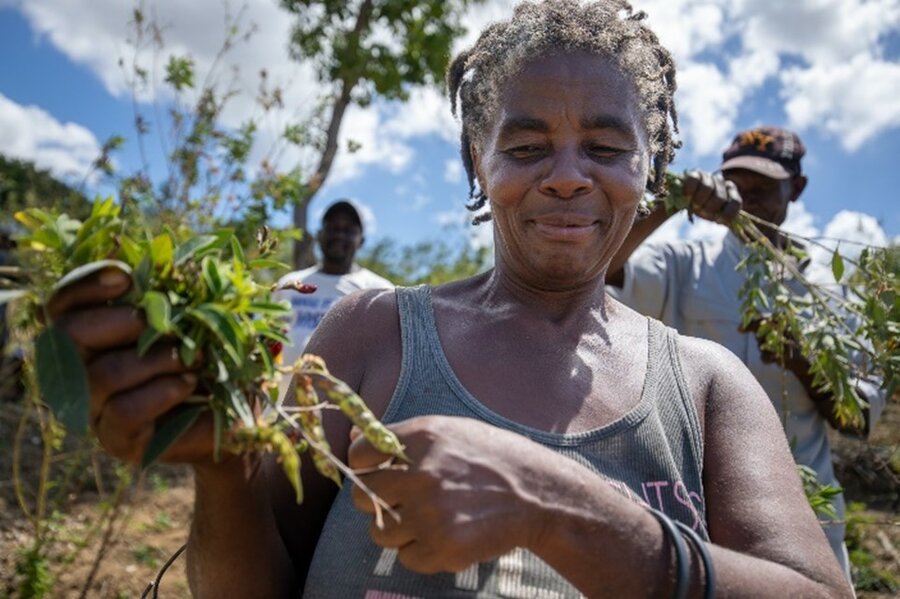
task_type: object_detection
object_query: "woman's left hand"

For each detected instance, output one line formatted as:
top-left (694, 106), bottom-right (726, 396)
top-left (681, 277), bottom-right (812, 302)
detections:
top-left (348, 415), bottom-right (550, 574)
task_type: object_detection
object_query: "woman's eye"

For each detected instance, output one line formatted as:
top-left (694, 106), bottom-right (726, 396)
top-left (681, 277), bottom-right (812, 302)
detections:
top-left (586, 144), bottom-right (625, 158)
top-left (504, 145), bottom-right (546, 159)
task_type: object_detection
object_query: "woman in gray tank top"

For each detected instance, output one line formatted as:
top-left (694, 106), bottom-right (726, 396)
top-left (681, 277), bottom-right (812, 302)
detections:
top-left (50, 1), bottom-right (852, 597)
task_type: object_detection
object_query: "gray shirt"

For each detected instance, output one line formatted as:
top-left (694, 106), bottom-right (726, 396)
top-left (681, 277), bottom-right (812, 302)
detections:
top-left (303, 285), bottom-right (707, 598)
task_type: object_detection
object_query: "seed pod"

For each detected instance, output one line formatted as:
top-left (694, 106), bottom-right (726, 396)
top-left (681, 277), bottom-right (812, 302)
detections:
top-left (303, 369), bottom-right (407, 461)
top-left (270, 429), bottom-right (303, 503)
top-left (290, 367), bottom-right (341, 486)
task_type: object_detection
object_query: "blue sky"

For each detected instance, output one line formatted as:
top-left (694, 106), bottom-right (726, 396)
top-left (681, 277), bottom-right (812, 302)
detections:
top-left (1, 0), bottom-right (898, 259)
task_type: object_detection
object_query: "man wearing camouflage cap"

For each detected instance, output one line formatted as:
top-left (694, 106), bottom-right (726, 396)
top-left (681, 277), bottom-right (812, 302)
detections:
top-left (607, 126), bottom-right (885, 581)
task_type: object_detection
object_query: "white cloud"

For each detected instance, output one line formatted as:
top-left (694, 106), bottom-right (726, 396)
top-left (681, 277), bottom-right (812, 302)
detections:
top-left (382, 87), bottom-right (459, 143)
top-left (327, 105), bottom-right (414, 185)
top-left (639, 0), bottom-right (900, 157)
top-left (0, 93), bottom-right (101, 178)
top-left (10, 0), bottom-right (900, 186)
top-left (732, 0), bottom-right (900, 64)
top-left (443, 159), bottom-right (463, 184)
top-left (781, 201), bottom-right (819, 240)
top-left (432, 208), bottom-right (494, 251)
top-left (637, 0), bottom-right (728, 63)
top-left (781, 54), bottom-right (900, 151)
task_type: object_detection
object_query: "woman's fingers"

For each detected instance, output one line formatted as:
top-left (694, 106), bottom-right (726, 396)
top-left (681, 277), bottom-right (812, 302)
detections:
top-left (368, 508), bottom-right (415, 549)
top-left (46, 267), bottom-right (131, 320)
top-left (87, 343), bottom-right (189, 420)
top-left (56, 305), bottom-right (145, 358)
top-left (94, 370), bottom-right (200, 463)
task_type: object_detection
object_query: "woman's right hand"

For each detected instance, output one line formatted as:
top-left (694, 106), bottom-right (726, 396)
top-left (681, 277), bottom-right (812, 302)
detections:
top-left (47, 266), bottom-right (213, 464)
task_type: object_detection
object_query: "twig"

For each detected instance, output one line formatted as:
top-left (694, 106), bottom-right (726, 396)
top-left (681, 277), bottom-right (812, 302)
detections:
top-left (12, 398), bottom-right (36, 527)
top-left (140, 542), bottom-right (188, 599)
top-left (876, 531), bottom-right (900, 568)
top-left (279, 403), bottom-right (342, 413)
top-left (77, 468), bottom-right (133, 599)
top-left (737, 219), bottom-right (869, 346)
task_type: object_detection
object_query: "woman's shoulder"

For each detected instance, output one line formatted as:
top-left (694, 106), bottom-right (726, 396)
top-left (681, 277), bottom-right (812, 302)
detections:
top-left (673, 331), bottom-right (776, 430)
top-left (316, 287), bottom-right (399, 345)
top-left (304, 288), bottom-right (401, 392)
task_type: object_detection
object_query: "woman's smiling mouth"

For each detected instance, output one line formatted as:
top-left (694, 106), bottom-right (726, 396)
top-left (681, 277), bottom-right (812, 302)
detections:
top-left (529, 214), bottom-right (602, 241)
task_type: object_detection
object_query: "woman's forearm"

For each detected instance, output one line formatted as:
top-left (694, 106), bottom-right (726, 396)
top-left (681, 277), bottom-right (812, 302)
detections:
top-left (186, 456), bottom-right (298, 598)
top-left (525, 462), bottom-right (851, 598)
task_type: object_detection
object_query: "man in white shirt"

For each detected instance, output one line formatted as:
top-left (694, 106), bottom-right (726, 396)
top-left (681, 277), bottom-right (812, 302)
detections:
top-left (606, 126), bottom-right (885, 580)
top-left (274, 200), bottom-right (393, 396)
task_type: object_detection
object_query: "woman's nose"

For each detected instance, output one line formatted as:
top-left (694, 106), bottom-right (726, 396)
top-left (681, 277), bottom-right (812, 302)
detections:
top-left (539, 150), bottom-right (593, 199)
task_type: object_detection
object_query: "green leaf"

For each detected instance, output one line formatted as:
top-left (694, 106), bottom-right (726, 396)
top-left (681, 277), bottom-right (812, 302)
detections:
top-left (831, 248), bottom-right (845, 282)
top-left (248, 301), bottom-right (290, 315)
top-left (119, 236), bottom-right (144, 267)
top-left (254, 326), bottom-right (290, 346)
top-left (150, 233), bottom-right (175, 273)
top-left (35, 327), bottom-right (90, 435)
top-left (53, 260), bottom-right (133, 293)
top-left (142, 404), bottom-right (206, 468)
top-left (141, 291), bottom-right (173, 333)
top-left (187, 305), bottom-right (244, 366)
top-left (175, 235), bottom-right (219, 266)
top-left (132, 254), bottom-right (153, 298)
top-left (137, 328), bottom-right (163, 356)
top-left (226, 384), bottom-right (255, 428)
top-left (230, 235), bottom-right (246, 266)
top-left (201, 257), bottom-right (223, 295)
top-left (0, 289), bottom-right (27, 305)
top-left (248, 258), bottom-right (290, 271)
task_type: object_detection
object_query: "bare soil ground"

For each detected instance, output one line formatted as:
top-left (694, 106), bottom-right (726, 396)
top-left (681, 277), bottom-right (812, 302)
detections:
top-left (1, 398), bottom-right (897, 598)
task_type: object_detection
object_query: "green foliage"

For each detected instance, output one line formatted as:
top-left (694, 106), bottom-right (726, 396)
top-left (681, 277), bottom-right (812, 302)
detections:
top-left (845, 501), bottom-right (900, 592)
top-left (0, 155), bottom-right (90, 223)
top-left (358, 236), bottom-right (491, 286)
top-left (164, 55), bottom-right (195, 91)
top-left (733, 225), bottom-right (897, 432)
top-left (35, 327), bottom-right (90, 435)
top-left (797, 464), bottom-right (843, 520)
top-left (15, 544), bottom-right (53, 599)
top-left (283, 0), bottom-right (477, 102)
top-left (5, 199), bottom-right (407, 504)
top-left (657, 174), bottom-right (896, 434)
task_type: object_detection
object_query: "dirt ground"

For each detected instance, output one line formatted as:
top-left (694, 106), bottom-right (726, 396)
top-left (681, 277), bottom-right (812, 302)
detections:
top-left (1, 399), bottom-right (898, 598)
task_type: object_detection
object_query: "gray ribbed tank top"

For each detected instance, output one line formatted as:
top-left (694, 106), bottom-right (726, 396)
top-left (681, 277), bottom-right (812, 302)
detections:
top-left (303, 285), bottom-right (707, 598)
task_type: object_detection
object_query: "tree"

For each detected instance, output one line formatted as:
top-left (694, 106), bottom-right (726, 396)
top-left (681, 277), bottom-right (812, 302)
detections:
top-left (357, 234), bottom-right (491, 286)
top-left (281, 0), bottom-right (482, 268)
top-left (0, 155), bottom-right (90, 222)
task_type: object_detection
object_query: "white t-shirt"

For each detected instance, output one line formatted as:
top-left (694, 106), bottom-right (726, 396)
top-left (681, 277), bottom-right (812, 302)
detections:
top-left (272, 265), bottom-right (393, 397)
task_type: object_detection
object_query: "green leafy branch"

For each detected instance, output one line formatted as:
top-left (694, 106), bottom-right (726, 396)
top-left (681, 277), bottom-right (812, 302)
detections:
top-left (4, 199), bottom-right (406, 505)
top-left (661, 172), bottom-right (897, 433)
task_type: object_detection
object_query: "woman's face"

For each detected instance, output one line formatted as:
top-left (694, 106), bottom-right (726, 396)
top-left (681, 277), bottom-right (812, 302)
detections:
top-left (473, 52), bottom-right (650, 290)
